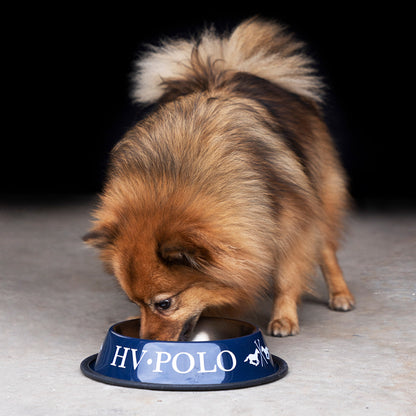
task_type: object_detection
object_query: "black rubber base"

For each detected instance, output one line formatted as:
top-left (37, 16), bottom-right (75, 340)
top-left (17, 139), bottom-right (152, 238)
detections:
top-left (80, 354), bottom-right (288, 391)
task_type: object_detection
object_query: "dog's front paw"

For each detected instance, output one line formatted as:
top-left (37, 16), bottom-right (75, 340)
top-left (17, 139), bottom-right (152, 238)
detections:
top-left (329, 293), bottom-right (355, 311)
top-left (267, 317), bottom-right (299, 337)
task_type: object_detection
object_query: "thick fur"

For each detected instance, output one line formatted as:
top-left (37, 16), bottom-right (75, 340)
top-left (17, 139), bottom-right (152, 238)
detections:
top-left (84, 17), bottom-right (355, 341)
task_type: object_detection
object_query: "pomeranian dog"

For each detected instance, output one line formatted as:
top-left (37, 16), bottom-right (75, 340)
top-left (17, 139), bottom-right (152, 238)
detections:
top-left (84, 17), bottom-right (355, 341)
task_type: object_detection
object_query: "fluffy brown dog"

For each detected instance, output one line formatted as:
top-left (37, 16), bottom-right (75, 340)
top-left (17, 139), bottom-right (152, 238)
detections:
top-left (84, 17), bottom-right (355, 341)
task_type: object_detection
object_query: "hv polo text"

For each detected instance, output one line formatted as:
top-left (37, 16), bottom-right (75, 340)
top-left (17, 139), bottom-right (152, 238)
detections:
top-left (110, 346), bottom-right (237, 374)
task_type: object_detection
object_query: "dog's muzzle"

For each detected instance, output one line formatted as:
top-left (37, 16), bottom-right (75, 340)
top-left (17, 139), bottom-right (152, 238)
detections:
top-left (178, 314), bottom-right (200, 341)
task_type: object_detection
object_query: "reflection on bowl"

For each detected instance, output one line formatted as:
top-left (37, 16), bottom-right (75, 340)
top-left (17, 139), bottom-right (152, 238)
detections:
top-left (81, 317), bottom-right (288, 391)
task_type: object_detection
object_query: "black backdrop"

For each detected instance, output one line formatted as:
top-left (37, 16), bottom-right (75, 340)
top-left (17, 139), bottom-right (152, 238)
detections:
top-left (3, 4), bottom-right (413, 208)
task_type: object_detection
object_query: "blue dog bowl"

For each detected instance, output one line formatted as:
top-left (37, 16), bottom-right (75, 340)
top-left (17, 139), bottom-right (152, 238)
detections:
top-left (81, 317), bottom-right (288, 390)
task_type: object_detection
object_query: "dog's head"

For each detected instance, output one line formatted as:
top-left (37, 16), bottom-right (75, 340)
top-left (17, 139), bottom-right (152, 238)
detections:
top-left (83, 203), bottom-right (255, 341)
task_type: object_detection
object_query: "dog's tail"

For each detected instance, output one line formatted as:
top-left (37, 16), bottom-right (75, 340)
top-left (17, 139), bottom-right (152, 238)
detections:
top-left (131, 17), bottom-right (324, 105)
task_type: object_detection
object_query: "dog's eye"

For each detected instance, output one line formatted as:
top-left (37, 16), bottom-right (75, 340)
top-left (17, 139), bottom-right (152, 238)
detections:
top-left (155, 299), bottom-right (171, 311)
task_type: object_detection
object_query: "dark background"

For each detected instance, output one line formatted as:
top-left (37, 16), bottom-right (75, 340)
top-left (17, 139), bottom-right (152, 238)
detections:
top-left (3, 4), bottom-right (412, 208)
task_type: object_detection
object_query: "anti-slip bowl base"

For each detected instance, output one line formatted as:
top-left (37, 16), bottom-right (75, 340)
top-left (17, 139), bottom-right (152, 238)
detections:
top-left (81, 353), bottom-right (288, 391)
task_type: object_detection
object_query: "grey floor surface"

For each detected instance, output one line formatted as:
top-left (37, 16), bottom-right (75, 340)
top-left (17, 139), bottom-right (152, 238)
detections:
top-left (1, 195), bottom-right (415, 416)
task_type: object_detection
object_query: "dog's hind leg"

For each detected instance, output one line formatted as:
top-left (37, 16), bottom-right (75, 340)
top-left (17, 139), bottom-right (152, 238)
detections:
top-left (320, 244), bottom-right (355, 311)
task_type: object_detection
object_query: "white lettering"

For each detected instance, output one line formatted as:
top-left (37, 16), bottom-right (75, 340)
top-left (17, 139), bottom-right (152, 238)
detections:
top-left (172, 352), bottom-right (195, 374)
top-left (112, 346), bottom-right (240, 374)
top-left (153, 351), bottom-right (172, 373)
top-left (110, 346), bottom-right (129, 368)
top-left (197, 352), bottom-right (217, 373)
top-left (131, 349), bottom-right (148, 370)
top-left (217, 350), bottom-right (237, 372)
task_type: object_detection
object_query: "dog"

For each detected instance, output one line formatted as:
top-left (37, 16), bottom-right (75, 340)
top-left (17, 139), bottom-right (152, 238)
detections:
top-left (84, 17), bottom-right (355, 341)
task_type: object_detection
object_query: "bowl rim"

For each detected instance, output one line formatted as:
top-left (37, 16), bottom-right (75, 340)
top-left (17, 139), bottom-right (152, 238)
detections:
top-left (109, 316), bottom-right (260, 343)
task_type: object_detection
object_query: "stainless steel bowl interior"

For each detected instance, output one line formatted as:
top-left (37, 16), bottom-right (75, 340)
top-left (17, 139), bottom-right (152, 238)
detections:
top-left (112, 317), bottom-right (256, 341)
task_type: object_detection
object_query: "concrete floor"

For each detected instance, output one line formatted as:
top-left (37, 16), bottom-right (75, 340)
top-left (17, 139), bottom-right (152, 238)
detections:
top-left (1, 195), bottom-right (415, 416)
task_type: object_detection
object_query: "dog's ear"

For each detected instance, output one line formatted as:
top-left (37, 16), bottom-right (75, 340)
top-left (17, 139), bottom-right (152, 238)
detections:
top-left (82, 225), bottom-right (115, 249)
top-left (158, 239), bottom-right (212, 271)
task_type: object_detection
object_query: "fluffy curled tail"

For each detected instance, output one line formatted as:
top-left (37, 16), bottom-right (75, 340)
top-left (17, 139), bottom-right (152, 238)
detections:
top-left (131, 17), bottom-right (323, 105)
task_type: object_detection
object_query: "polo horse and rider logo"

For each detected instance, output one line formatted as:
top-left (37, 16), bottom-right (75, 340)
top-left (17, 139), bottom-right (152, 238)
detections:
top-left (244, 339), bottom-right (271, 367)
